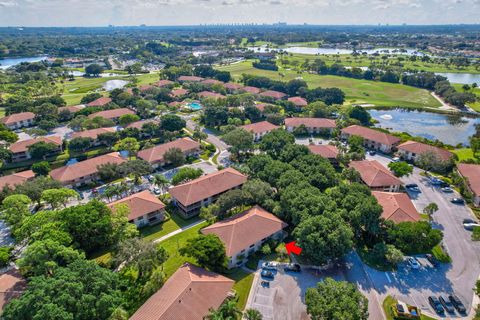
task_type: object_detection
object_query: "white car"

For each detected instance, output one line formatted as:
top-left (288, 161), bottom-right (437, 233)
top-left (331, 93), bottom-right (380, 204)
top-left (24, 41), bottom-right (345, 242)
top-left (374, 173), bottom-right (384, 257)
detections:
top-left (261, 261), bottom-right (279, 270)
top-left (153, 187), bottom-right (161, 195)
top-left (392, 157), bottom-right (401, 162)
top-left (441, 187), bottom-right (453, 193)
top-left (407, 257), bottom-right (420, 269)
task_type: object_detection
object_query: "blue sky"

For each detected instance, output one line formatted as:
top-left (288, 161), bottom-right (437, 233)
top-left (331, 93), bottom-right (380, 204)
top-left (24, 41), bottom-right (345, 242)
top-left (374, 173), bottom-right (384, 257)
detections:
top-left (0, 0), bottom-right (478, 27)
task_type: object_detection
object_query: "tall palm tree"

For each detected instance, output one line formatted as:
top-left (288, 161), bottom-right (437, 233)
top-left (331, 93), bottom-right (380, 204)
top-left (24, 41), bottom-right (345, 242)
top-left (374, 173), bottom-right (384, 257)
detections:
top-left (153, 174), bottom-right (169, 193)
top-left (204, 299), bottom-right (242, 320)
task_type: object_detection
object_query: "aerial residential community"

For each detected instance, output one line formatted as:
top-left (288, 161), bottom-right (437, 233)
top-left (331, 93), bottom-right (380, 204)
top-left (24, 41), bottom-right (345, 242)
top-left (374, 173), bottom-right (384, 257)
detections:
top-left (0, 2), bottom-right (480, 320)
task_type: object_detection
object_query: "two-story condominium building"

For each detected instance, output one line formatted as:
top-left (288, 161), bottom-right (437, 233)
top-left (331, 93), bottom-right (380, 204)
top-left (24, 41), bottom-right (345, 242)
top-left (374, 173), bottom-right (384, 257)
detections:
top-left (198, 91), bottom-right (226, 100)
top-left (58, 105), bottom-right (85, 114)
top-left (130, 263), bottom-right (234, 320)
top-left (308, 144), bottom-right (339, 164)
top-left (457, 163), bottom-right (480, 206)
top-left (372, 191), bottom-right (420, 223)
top-left (285, 117), bottom-right (336, 134)
top-left (125, 119), bottom-right (159, 130)
top-left (87, 108), bottom-right (135, 122)
top-left (9, 136), bottom-right (63, 162)
top-left (0, 112), bottom-right (35, 130)
top-left (50, 152), bottom-right (126, 187)
top-left (397, 140), bottom-right (453, 163)
top-left (107, 190), bottom-right (166, 227)
top-left (349, 160), bottom-right (403, 192)
top-left (0, 170), bottom-right (35, 190)
top-left (178, 75), bottom-right (204, 82)
top-left (169, 168), bottom-right (247, 218)
top-left (138, 137), bottom-right (200, 169)
top-left (70, 127), bottom-right (117, 147)
top-left (287, 96), bottom-right (308, 109)
top-left (242, 86), bottom-right (261, 95)
top-left (201, 206), bottom-right (287, 268)
top-left (259, 90), bottom-right (287, 100)
top-left (341, 125), bottom-right (401, 153)
top-left (241, 121), bottom-right (279, 141)
top-left (224, 82), bottom-right (244, 93)
top-left (170, 88), bottom-right (189, 99)
top-left (86, 97), bottom-right (112, 107)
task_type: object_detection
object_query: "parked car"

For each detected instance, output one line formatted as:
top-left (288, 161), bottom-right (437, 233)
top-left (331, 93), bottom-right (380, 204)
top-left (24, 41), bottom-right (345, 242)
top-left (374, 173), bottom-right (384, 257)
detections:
top-left (147, 175), bottom-right (154, 182)
top-left (463, 222), bottom-right (480, 231)
top-left (261, 270), bottom-right (274, 279)
top-left (441, 186), bottom-right (454, 193)
top-left (392, 157), bottom-right (401, 162)
top-left (426, 254), bottom-right (438, 267)
top-left (451, 198), bottom-right (465, 205)
top-left (153, 187), bottom-right (161, 195)
top-left (408, 186), bottom-right (421, 192)
top-left (284, 263), bottom-right (301, 272)
top-left (430, 178), bottom-right (443, 185)
top-left (260, 280), bottom-right (270, 288)
top-left (449, 295), bottom-right (466, 314)
top-left (428, 296), bottom-right (445, 315)
top-left (439, 295), bottom-right (455, 314)
top-left (368, 150), bottom-right (376, 156)
top-left (406, 183), bottom-right (418, 188)
top-left (261, 261), bottom-right (278, 270)
top-left (407, 257), bottom-right (420, 269)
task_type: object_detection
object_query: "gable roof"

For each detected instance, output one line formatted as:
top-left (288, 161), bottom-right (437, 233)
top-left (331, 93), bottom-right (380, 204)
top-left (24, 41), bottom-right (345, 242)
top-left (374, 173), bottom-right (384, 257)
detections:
top-left (202, 206), bottom-right (287, 256)
top-left (307, 144), bottom-right (339, 159)
top-left (241, 121), bottom-right (279, 135)
top-left (0, 170), bottom-right (35, 190)
top-left (224, 82), bottom-right (243, 90)
top-left (457, 163), bottom-right (480, 197)
top-left (178, 75), bottom-right (204, 82)
top-left (260, 90), bottom-right (287, 100)
top-left (58, 105), bottom-right (85, 113)
top-left (169, 168), bottom-right (247, 207)
top-left (88, 108), bottom-right (135, 120)
top-left (285, 117), bottom-right (336, 129)
top-left (372, 191), bottom-right (420, 223)
top-left (130, 263), bottom-right (234, 320)
top-left (138, 138), bottom-right (200, 164)
top-left (287, 96), bottom-right (308, 107)
top-left (50, 152), bottom-right (126, 184)
top-left (126, 119), bottom-right (159, 130)
top-left (154, 80), bottom-right (174, 87)
top-left (71, 127), bottom-right (117, 140)
top-left (9, 136), bottom-right (62, 154)
top-left (108, 190), bottom-right (165, 221)
top-left (341, 125), bottom-right (401, 146)
top-left (0, 270), bottom-right (26, 312)
top-left (242, 86), bottom-right (261, 94)
top-left (87, 97), bottom-right (112, 107)
top-left (398, 141), bottom-right (453, 161)
top-left (349, 160), bottom-right (403, 187)
top-left (170, 88), bottom-right (189, 97)
top-left (0, 112), bottom-right (35, 125)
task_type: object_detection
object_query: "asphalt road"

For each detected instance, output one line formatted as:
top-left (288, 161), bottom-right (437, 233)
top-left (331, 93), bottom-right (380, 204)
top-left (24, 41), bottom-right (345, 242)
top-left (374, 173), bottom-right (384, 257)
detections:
top-left (366, 153), bottom-right (480, 319)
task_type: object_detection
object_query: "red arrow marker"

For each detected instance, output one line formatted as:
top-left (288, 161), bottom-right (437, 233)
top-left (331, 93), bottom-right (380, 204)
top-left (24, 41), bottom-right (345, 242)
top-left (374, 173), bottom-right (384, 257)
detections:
top-left (285, 241), bottom-right (302, 255)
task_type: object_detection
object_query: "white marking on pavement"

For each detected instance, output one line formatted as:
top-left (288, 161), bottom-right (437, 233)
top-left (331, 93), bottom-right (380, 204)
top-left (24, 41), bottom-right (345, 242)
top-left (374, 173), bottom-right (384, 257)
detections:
top-left (385, 272), bottom-right (392, 283)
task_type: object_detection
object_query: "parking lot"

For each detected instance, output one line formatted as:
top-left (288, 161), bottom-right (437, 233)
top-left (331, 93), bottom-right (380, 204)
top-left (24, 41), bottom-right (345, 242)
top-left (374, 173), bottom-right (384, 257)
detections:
top-left (246, 263), bottom-right (346, 320)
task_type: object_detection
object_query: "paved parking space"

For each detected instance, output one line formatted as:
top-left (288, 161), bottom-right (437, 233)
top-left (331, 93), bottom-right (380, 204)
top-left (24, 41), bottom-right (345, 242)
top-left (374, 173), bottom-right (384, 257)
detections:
top-left (246, 264), bottom-right (346, 320)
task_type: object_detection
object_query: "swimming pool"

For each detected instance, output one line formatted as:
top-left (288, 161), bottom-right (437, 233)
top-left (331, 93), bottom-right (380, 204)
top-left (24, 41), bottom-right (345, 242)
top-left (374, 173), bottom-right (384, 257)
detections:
top-left (188, 102), bottom-right (202, 110)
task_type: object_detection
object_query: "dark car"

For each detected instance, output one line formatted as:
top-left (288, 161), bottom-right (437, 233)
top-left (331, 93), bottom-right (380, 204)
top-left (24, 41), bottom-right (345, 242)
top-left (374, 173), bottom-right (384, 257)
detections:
top-left (428, 296), bottom-right (445, 315)
top-left (368, 150), bottom-right (376, 156)
top-left (439, 295), bottom-right (455, 314)
top-left (284, 263), bottom-right (301, 272)
top-left (261, 280), bottom-right (270, 288)
top-left (260, 270), bottom-right (274, 279)
top-left (449, 295), bottom-right (466, 314)
top-left (406, 183), bottom-right (418, 188)
top-left (451, 198), bottom-right (465, 205)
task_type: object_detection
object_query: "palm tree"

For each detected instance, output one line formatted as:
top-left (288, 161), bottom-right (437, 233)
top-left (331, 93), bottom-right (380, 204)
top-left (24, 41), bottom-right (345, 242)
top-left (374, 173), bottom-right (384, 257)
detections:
top-left (204, 299), bottom-right (242, 320)
top-left (244, 308), bottom-right (263, 320)
top-left (153, 174), bottom-right (169, 193)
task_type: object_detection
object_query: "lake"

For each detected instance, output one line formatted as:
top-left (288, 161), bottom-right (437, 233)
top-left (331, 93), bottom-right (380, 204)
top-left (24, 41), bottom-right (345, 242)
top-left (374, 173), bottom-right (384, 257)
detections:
top-left (248, 46), bottom-right (423, 56)
top-left (436, 72), bottom-right (480, 85)
top-left (103, 80), bottom-right (128, 91)
top-left (369, 109), bottom-right (480, 146)
top-left (0, 56), bottom-right (48, 69)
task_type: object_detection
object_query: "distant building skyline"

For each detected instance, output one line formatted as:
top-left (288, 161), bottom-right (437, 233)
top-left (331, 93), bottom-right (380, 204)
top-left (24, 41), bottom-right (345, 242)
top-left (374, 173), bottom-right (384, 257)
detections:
top-left (0, 0), bottom-right (478, 27)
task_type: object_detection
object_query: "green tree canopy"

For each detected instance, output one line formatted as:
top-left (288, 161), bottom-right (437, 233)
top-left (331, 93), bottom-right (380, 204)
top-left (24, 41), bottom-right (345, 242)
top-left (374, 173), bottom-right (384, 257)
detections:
top-left (179, 234), bottom-right (228, 272)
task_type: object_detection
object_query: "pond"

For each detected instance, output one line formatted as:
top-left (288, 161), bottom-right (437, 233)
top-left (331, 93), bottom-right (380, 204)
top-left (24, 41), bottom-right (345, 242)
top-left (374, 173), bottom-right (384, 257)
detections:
top-left (369, 108), bottom-right (480, 146)
top-left (0, 56), bottom-right (48, 69)
top-left (436, 72), bottom-right (480, 85)
top-left (248, 46), bottom-right (424, 56)
top-left (103, 80), bottom-right (128, 91)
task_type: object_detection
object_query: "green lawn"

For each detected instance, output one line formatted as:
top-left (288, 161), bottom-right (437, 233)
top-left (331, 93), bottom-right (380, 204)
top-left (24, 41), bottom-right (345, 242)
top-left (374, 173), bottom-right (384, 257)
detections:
top-left (217, 60), bottom-right (441, 109)
top-left (453, 148), bottom-right (477, 162)
top-left (452, 83), bottom-right (480, 112)
top-left (140, 213), bottom-right (201, 241)
top-left (225, 268), bottom-right (255, 310)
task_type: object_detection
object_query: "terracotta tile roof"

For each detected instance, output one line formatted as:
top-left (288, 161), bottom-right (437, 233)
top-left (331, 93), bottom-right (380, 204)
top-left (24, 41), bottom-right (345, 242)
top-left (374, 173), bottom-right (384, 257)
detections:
top-left (138, 138), bottom-right (200, 164)
top-left (0, 170), bottom-right (35, 190)
top-left (341, 125), bottom-right (401, 146)
top-left (398, 141), bottom-right (453, 161)
top-left (58, 105), bottom-right (85, 113)
top-left (154, 80), bottom-right (174, 87)
top-left (202, 206), bottom-right (287, 256)
top-left (130, 263), bottom-right (234, 320)
top-left (224, 82), bottom-right (243, 90)
top-left (108, 190), bottom-right (165, 221)
top-left (373, 191), bottom-right (420, 223)
top-left (88, 108), bottom-right (135, 120)
top-left (169, 168), bottom-right (247, 207)
top-left (254, 103), bottom-right (271, 113)
top-left (260, 90), bottom-right (287, 100)
top-left (285, 117), bottom-right (336, 129)
top-left (241, 121), bottom-right (279, 135)
top-left (457, 163), bottom-right (480, 198)
top-left (126, 119), bottom-right (159, 130)
top-left (0, 112), bottom-right (35, 125)
top-left (287, 96), bottom-right (308, 107)
top-left (170, 88), bottom-right (189, 97)
top-left (201, 79), bottom-right (223, 85)
top-left (50, 152), bottom-right (126, 184)
top-left (0, 270), bottom-right (26, 312)
top-left (242, 86), bottom-right (261, 94)
top-left (349, 160), bottom-right (403, 187)
top-left (307, 144), bottom-right (339, 159)
top-left (86, 97), bottom-right (112, 107)
top-left (140, 85), bottom-right (154, 92)
top-left (178, 75), bottom-right (204, 82)
top-left (9, 136), bottom-right (62, 154)
top-left (71, 127), bottom-right (117, 140)
top-left (198, 91), bottom-right (226, 99)
top-left (168, 101), bottom-right (183, 107)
